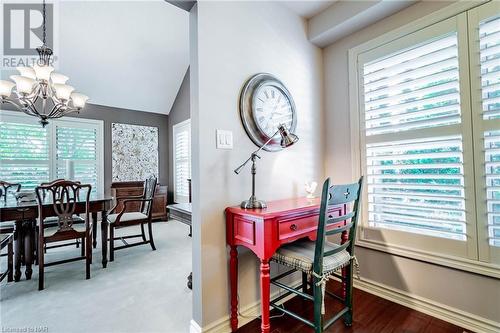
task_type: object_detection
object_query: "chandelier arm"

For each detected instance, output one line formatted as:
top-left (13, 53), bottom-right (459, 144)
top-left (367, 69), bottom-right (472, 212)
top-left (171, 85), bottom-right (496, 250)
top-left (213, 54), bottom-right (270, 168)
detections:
top-left (47, 103), bottom-right (65, 118)
top-left (0, 98), bottom-right (24, 111)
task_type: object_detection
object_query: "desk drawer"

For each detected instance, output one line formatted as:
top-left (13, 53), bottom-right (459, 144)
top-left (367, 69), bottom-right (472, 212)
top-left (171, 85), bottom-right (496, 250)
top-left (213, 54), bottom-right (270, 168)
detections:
top-left (278, 215), bottom-right (317, 241)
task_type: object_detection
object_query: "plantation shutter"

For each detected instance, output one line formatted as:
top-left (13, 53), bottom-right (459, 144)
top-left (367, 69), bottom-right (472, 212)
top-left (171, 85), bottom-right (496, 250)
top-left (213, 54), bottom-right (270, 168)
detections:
top-left (0, 119), bottom-right (49, 190)
top-left (173, 120), bottom-right (191, 203)
top-left (55, 123), bottom-right (100, 194)
top-left (358, 15), bottom-right (477, 259)
top-left (469, 1), bottom-right (500, 264)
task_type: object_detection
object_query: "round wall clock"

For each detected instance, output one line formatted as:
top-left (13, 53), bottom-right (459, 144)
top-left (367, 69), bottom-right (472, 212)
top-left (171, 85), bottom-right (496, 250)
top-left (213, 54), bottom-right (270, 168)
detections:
top-left (239, 73), bottom-right (297, 152)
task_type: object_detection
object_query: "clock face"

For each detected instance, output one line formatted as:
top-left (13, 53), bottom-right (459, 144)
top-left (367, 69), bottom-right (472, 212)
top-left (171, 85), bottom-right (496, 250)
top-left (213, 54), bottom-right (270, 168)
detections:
top-left (252, 85), bottom-right (294, 139)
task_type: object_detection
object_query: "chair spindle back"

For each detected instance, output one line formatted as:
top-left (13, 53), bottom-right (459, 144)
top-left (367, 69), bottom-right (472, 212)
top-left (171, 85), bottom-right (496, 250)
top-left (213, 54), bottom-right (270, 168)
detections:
top-left (313, 177), bottom-right (363, 276)
top-left (141, 176), bottom-right (157, 216)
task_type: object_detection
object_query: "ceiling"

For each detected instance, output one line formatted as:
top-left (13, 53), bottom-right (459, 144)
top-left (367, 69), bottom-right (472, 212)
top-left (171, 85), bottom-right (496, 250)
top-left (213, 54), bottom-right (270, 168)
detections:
top-left (282, 1), bottom-right (337, 19)
top-left (57, 1), bottom-right (189, 115)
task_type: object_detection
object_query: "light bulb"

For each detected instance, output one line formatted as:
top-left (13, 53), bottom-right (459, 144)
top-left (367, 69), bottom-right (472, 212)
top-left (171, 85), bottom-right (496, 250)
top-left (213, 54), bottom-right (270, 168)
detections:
top-left (16, 67), bottom-right (36, 80)
top-left (53, 84), bottom-right (74, 101)
top-left (70, 93), bottom-right (89, 109)
top-left (32, 64), bottom-right (54, 81)
top-left (0, 80), bottom-right (15, 98)
top-left (51, 73), bottom-right (69, 85)
top-left (10, 75), bottom-right (36, 95)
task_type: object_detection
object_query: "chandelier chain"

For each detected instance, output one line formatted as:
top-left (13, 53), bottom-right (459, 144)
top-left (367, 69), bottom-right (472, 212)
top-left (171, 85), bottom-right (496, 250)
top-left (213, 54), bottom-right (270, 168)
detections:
top-left (42, 0), bottom-right (46, 45)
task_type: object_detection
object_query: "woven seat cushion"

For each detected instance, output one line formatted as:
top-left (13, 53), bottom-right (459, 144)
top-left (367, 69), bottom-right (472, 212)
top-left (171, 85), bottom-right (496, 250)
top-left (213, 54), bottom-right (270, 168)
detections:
top-left (107, 212), bottom-right (148, 224)
top-left (44, 224), bottom-right (86, 237)
top-left (272, 239), bottom-right (351, 275)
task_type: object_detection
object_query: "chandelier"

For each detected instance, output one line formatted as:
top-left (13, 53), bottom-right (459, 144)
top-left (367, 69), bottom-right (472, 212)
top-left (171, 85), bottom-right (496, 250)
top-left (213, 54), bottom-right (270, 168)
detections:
top-left (0, 0), bottom-right (88, 127)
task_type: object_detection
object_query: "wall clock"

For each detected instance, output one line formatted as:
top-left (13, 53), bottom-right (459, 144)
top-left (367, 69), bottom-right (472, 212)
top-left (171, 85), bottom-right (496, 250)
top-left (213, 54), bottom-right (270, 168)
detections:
top-left (239, 73), bottom-right (297, 152)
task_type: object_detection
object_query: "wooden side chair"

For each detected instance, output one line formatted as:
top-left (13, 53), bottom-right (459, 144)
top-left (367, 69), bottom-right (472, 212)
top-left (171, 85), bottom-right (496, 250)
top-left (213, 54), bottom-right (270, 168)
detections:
top-left (38, 179), bottom-right (85, 255)
top-left (107, 176), bottom-right (157, 261)
top-left (269, 177), bottom-right (363, 333)
top-left (0, 232), bottom-right (14, 283)
top-left (35, 180), bottom-right (92, 290)
top-left (0, 181), bottom-right (21, 202)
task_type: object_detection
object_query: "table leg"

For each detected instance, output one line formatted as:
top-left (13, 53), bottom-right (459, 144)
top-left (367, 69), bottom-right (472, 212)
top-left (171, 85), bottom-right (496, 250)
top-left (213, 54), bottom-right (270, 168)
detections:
top-left (92, 212), bottom-right (98, 248)
top-left (13, 220), bottom-right (22, 282)
top-left (23, 219), bottom-right (34, 280)
top-left (260, 259), bottom-right (271, 333)
top-left (101, 210), bottom-right (108, 268)
top-left (229, 246), bottom-right (238, 332)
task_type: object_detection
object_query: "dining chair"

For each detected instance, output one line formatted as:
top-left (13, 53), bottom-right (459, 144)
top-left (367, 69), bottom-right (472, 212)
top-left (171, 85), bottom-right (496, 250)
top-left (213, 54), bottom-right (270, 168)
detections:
top-left (269, 177), bottom-right (363, 333)
top-left (107, 176), bottom-right (157, 261)
top-left (35, 180), bottom-right (92, 290)
top-left (0, 232), bottom-right (14, 283)
top-left (0, 181), bottom-right (21, 202)
top-left (38, 179), bottom-right (85, 256)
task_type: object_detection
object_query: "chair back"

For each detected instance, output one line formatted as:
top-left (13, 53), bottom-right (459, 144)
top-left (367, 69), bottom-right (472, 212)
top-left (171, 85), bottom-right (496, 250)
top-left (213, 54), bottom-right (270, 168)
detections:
top-left (0, 181), bottom-right (21, 201)
top-left (141, 176), bottom-right (157, 216)
top-left (313, 177), bottom-right (363, 276)
top-left (35, 180), bottom-right (91, 234)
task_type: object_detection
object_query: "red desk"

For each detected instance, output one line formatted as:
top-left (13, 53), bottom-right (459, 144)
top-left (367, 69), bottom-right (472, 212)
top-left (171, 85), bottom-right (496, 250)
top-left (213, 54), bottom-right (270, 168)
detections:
top-left (226, 198), bottom-right (346, 333)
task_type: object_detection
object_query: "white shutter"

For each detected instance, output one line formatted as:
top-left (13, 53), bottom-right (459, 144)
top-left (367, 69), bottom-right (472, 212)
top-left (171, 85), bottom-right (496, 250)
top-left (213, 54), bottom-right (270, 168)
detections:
top-left (173, 119), bottom-right (191, 203)
top-left (469, 1), bottom-right (500, 264)
top-left (0, 115), bottom-right (50, 190)
top-left (358, 15), bottom-right (477, 259)
top-left (55, 123), bottom-right (100, 194)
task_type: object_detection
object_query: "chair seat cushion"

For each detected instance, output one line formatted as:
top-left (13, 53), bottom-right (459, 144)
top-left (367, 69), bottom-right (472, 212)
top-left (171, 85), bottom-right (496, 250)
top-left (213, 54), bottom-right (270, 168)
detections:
top-left (44, 224), bottom-right (87, 237)
top-left (44, 215), bottom-right (84, 227)
top-left (271, 239), bottom-right (351, 275)
top-left (107, 212), bottom-right (148, 224)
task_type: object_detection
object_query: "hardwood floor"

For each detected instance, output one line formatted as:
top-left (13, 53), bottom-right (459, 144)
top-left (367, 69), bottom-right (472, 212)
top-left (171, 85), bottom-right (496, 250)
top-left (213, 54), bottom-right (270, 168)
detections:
top-left (237, 281), bottom-right (468, 333)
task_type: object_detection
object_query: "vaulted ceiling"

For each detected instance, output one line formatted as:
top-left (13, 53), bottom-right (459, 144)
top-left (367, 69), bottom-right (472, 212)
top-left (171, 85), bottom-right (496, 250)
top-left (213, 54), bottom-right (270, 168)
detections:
top-left (58, 0), bottom-right (189, 115)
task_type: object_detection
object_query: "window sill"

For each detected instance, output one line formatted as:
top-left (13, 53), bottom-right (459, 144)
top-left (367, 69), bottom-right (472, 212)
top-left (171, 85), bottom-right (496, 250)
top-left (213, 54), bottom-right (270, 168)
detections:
top-left (356, 238), bottom-right (500, 279)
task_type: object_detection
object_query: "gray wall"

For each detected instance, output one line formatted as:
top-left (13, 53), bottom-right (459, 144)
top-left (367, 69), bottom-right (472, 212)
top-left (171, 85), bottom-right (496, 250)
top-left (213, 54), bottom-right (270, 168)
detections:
top-left (192, 1), bottom-right (324, 327)
top-left (2, 105), bottom-right (169, 195)
top-left (324, 0), bottom-right (500, 324)
top-left (168, 68), bottom-right (191, 203)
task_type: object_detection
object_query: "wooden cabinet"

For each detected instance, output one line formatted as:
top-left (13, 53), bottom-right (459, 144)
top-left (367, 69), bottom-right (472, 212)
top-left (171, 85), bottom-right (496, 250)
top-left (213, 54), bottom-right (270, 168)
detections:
top-left (111, 181), bottom-right (167, 221)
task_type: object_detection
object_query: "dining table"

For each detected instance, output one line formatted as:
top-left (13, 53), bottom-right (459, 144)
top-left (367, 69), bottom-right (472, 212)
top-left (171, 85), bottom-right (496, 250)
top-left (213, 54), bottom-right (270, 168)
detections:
top-left (0, 194), bottom-right (113, 281)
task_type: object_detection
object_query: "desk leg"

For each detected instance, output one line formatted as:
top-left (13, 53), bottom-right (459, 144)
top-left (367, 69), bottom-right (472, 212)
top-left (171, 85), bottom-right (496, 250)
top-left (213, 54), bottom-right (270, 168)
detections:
top-left (229, 246), bottom-right (238, 332)
top-left (13, 220), bottom-right (22, 282)
top-left (101, 211), bottom-right (108, 268)
top-left (92, 212), bottom-right (98, 248)
top-left (260, 259), bottom-right (271, 333)
top-left (23, 219), bottom-right (34, 280)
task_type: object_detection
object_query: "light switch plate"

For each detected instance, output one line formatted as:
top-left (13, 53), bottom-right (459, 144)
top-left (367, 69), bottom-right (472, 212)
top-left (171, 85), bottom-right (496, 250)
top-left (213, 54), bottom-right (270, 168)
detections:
top-left (216, 130), bottom-right (233, 149)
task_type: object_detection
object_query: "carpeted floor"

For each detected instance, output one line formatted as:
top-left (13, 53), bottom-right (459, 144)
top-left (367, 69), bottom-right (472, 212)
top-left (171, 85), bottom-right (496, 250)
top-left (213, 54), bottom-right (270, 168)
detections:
top-left (0, 220), bottom-right (192, 333)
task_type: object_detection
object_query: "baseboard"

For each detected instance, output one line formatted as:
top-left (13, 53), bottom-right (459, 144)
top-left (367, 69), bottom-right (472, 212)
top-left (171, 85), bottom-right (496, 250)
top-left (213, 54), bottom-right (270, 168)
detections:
top-left (202, 278), bottom-right (499, 333)
top-left (203, 284), bottom-right (298, 333)
top-left (354, 278), bottom-right (500, 333)
top-left (190, 319), bottom-right (202, 333)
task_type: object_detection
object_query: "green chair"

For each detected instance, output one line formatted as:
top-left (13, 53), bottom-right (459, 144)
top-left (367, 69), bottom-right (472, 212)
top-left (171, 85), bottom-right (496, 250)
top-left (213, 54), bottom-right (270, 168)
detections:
top-left (270, 177), bottom-right (363, 332)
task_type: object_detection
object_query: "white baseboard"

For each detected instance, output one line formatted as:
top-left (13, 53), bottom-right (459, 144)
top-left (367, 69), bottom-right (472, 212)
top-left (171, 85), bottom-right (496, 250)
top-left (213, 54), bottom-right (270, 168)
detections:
top-left (353, 278), bottom-right (500, 333)
top-left (190, 319), bottom-right (202, 333)
top-left (202, 278), bottom-right (500, 333)
top-left (203, 285), bottom-right (298, 333)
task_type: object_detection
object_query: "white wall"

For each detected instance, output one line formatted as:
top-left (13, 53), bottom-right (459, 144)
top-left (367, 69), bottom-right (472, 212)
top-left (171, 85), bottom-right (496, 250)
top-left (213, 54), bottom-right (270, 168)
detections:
top-left (192, 0), bottom-right (324, 327)
top-left (324, 0), bottom-right (500, 324)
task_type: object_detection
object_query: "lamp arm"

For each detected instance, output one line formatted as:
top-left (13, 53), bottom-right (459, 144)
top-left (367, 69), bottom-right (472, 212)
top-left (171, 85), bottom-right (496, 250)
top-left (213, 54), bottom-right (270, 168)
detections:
top-left (233, 128), bottom-right (280, 174)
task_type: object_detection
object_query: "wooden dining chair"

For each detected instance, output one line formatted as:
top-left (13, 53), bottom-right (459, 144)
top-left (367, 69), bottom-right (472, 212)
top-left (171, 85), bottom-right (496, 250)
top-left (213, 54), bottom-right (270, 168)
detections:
top-left (0, 232), bottom-right (14, 283)
top-left (38, 179), bottom-right (85, 255)
top-left (35, 180), bottom-right (93, 290)
top-left (0, 181), bottom-right (21, 202)
top-left (269, 177), bottom-right (363, 333)
top-left (107, 176), bottom-right (157, 261)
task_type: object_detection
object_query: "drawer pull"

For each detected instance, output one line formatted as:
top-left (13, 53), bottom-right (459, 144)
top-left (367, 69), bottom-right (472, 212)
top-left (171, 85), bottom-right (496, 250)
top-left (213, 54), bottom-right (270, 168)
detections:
top-left (290, 224), bottom-right (298, 231)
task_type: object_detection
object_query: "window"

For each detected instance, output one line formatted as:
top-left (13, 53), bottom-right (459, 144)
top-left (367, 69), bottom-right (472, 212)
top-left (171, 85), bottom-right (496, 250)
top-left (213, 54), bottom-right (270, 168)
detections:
top-left (352, 1), bottom-right (500, 271)
top-left (173, 119), bottom-right (191, 203)
top-left (0, 111), bottom-right (104, 195)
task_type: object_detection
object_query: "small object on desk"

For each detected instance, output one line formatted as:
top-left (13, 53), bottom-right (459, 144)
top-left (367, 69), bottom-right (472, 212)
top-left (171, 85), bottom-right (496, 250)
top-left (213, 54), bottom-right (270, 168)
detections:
top-left (233, 124), bottom-right (299, 209)
top-left (66, 160), bottom-right (75, 180)
top-left (305, 181), bottom-right (317, 199)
